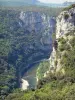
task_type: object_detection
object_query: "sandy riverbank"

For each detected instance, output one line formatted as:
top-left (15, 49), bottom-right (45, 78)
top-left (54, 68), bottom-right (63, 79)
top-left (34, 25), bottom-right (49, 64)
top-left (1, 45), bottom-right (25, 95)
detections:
top-left (21, 79), bottom-right (29, 90)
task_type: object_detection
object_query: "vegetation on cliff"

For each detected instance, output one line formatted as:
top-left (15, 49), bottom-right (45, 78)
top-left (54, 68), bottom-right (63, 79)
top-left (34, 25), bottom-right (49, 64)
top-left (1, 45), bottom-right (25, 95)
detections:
top-left (36, 60), bottom-right (49, 80)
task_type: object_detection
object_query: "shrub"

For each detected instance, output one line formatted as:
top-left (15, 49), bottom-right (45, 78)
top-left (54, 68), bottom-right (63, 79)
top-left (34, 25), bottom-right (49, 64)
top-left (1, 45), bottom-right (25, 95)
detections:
top-left (54, 60), bottom-right (58, 66)
top-left (64, 13), bottom-right (69, 20)
top-left (59, 44), bottom-right (66, 51)
top-left (58, 37), bottom-right (66, 44)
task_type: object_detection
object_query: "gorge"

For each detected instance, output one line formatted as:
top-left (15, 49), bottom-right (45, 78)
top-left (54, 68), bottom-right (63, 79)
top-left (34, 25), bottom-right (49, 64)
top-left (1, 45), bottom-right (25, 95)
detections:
top-left (0, 6), bottom-right (62, 97)
top-left (0, 4), bottom-right (75, 100)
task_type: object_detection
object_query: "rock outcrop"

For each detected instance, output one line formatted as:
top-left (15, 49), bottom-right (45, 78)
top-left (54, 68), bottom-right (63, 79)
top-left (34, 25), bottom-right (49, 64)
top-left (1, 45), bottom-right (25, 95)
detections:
top-left (49, 7), bottom-right (75, 73)
top-left (56, 7), bottom-right (75, 39)
top-left (19, 11), bottom-right (56, 46)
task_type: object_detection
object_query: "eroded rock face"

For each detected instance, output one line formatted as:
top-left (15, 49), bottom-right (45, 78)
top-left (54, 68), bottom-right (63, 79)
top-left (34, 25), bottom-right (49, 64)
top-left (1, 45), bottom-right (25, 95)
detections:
top-left (19, 11), bottom-right (56, 45)
top-left (49, 7), bottom-right (75, 72)
top-left (56, 8), bottom-right (75, 39)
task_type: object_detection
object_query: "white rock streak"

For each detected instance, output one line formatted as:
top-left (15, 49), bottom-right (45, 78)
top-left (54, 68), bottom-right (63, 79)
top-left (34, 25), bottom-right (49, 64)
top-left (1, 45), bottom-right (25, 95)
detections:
top-left (21, 79), bottom-right (29, 90)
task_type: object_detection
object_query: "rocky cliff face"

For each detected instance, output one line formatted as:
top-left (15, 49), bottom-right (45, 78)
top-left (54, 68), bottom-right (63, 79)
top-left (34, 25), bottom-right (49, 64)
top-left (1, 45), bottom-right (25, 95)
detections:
top-left (49, 7), bottom-right (75, 73)
top-left (56, 8), bottom-right (75, 39)
top-left (19, 11), bottom-right (55, 46)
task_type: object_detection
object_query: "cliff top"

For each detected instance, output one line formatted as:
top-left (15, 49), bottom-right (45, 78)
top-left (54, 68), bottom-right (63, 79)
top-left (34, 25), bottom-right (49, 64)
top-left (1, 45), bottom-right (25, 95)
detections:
top-left (63, 4), bottom-right (75, 11)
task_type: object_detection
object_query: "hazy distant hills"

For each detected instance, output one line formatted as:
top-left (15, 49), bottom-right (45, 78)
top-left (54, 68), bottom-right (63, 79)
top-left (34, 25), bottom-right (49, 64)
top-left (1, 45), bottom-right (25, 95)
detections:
top-left (63, 1), bottom-right (75, 6)
top-left (0, 0), bottom-right (38, 6)
top-left (0, 0), bottom-right (75, 7)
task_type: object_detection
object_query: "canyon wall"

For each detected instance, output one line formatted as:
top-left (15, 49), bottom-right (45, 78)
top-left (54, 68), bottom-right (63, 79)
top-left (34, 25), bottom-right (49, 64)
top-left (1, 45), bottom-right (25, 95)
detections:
top-left (49, 7), bottom-right (75, 73)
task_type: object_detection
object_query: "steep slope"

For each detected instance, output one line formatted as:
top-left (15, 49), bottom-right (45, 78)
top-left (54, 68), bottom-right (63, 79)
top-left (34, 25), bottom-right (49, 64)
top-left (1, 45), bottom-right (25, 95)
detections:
top-left (36, 4), bottom-right (75, 80)
top-left (50, 4), bottom-right (75, 73)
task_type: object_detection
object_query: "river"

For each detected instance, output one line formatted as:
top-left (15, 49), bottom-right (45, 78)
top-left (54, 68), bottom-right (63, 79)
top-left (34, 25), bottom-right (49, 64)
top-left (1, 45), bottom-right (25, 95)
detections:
top-left (21, 63), bottom-right (40, 90)
top-left (21, 59), bottom-right (49, 90)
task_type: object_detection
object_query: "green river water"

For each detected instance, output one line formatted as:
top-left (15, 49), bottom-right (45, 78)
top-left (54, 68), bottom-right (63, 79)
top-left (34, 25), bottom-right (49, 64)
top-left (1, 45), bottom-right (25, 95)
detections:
top-left (23, 63), bottom-right (39, 89)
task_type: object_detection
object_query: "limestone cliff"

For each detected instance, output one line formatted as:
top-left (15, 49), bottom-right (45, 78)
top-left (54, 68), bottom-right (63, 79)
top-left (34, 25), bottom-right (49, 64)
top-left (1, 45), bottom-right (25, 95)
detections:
top-left (49, 6), bottom-right (75, 73)
top-left (19, 11), bottom-right (56, 46)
